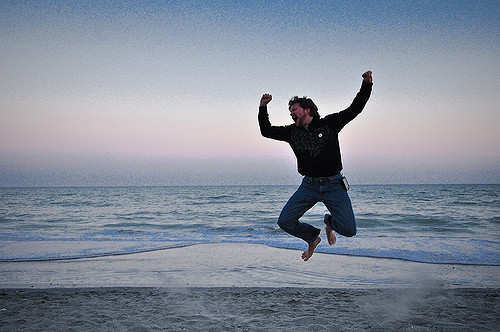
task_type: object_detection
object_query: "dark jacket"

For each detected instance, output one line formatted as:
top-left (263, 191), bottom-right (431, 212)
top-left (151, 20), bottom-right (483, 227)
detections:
top-left (258, 81), bottom-right (372, 177)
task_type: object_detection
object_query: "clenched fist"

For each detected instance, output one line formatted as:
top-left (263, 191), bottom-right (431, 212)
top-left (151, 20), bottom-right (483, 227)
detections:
top-left (362, 71), bottom-right (373, 84)
top-left (260, 93), bottom-right (272, 106)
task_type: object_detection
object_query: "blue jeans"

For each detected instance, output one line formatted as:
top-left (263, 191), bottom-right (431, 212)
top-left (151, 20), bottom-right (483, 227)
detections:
top-left (278, 174), bottom-right (356, 243)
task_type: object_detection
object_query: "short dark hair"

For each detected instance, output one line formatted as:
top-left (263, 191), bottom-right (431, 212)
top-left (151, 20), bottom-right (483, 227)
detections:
top-left (288, 96), bottom-right (320, 119)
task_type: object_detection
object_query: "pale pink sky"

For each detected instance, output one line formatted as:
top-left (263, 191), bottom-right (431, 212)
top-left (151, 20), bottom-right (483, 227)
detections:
top-left (1, 1), bottom-right (499, 185)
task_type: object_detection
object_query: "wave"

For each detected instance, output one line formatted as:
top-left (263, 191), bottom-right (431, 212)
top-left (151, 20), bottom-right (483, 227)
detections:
top-left (1, 236), bottom-right (499, 266)
top-left (0, 242), bottom-right (204, 263)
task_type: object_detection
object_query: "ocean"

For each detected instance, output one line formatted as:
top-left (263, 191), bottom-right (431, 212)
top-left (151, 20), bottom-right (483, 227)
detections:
top-left (0, 184), bottom-right (499, 265)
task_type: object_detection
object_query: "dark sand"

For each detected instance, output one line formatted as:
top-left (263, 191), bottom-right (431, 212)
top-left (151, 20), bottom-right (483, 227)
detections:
top-left (1, 287), bottom-right (499, 331)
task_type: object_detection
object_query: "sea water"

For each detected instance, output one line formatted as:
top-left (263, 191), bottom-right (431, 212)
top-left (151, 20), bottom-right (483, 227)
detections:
top-left (0, 185), bottom-right (498, 265)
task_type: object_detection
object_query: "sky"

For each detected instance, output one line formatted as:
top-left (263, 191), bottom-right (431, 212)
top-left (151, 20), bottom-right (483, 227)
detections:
top-left (1, 0), bottom-right (499, 186)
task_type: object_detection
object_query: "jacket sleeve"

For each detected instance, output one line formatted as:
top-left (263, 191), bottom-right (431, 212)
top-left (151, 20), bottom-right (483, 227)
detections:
top-left (258, 106), bottom-right (290, 141)
top-left (324, 81), bottom-right (373, 132)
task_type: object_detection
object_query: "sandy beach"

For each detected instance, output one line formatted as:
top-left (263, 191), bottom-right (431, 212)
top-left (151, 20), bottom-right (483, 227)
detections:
top-left (1, 287), bottom-right (499, 331)
top-left (1, 243), bottom-right (499, 331)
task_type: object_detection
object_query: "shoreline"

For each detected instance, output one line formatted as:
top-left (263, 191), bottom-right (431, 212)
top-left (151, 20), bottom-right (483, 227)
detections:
top-left (1, 243), bottom-right (498, 289)
top-left (3, 241), bottom-right (498, 267)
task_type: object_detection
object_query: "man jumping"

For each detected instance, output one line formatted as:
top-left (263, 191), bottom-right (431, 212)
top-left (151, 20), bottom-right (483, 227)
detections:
top-left (258, 71), bottom-right (373, 261)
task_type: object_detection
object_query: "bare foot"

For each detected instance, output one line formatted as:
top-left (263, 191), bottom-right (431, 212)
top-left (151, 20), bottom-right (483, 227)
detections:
top-left (302, 236), bottom-right (321, 261)
top-left (325, 223), bottom-right (337, 245)
top-left (324, 214), bottom-right (337, 245)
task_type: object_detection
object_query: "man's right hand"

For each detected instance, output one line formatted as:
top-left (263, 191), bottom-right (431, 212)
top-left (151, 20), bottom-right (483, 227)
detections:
top-left (260, 93), bottom-right (272, 106)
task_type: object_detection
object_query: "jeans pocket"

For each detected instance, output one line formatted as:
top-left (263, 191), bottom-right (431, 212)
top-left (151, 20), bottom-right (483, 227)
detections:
top-left (327, 177), bottom-right (340, 185)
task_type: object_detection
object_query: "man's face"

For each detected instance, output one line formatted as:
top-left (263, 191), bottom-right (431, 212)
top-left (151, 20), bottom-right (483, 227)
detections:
top-left (290, 103), bottom-right (310, 127)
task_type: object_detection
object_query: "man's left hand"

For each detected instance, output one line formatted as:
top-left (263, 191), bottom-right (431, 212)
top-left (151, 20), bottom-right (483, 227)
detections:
top-left (362, 71), bottom-right (373, 83)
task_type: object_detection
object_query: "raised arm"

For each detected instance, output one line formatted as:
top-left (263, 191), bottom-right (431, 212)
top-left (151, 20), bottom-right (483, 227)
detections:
top-left (325, 71), bottom-right (373, 131)
top-left (258, 93), bottom-right (290, 141)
